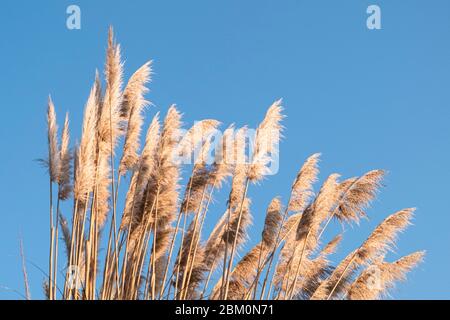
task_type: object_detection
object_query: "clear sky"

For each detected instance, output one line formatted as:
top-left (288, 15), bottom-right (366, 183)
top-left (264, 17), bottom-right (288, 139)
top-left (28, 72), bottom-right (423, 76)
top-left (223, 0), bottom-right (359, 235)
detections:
top-left (0, 0), bottom-right (449, 299)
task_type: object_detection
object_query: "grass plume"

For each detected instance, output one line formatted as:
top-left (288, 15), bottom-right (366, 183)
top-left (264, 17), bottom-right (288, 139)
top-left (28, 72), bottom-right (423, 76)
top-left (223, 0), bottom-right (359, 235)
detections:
top-left (39, 29), bottom-right (423, 301)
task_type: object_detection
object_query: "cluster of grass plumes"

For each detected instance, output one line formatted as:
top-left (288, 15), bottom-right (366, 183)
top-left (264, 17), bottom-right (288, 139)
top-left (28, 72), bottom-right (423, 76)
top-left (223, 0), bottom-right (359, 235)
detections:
top-left (42, 28), bottom-right (424, 300)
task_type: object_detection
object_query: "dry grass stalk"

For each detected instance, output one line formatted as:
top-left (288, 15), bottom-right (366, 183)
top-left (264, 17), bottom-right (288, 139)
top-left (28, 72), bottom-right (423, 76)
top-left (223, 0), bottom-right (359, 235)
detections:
top-left (223, 104), bottom-right (284, 299)
top-left (258, 154), bottom-right (321, 299)
top-left (46, 97), bottom-right (59, 300)
top-left (119, 62), bottom-right (152, 176)
top-left (311, 208), bottom-right (414, 300)
top-left (347, 251), bottom-right (424, 300)
top-left (40, 29), bottom-right (423, 301)
top-left (19, 238), bottom-right (31, 300)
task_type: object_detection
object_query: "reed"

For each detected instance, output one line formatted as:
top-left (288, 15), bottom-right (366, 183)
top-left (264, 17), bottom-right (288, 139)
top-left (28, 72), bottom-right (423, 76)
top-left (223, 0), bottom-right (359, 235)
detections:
top-left (40, 29), bottom-right (423, 300)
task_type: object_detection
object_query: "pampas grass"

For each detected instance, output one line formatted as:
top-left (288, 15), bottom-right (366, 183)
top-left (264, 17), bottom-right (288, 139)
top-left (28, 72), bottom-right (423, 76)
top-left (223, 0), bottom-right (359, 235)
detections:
top-left (41, 29), bottom-right (424, 300)
top-left (346, 251), bottom-right (425, 300)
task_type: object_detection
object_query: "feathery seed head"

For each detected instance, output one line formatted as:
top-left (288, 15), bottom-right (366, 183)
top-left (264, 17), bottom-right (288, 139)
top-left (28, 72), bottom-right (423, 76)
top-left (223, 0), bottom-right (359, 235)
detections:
top-left (119, 62), bottom-right (153, 175)
top-left (248, 100), bottom-right (284, 182)
top-left (47, 96), bottom-right (60, 182)
top-left (288, 153), bottom-right (321, 212)
top-left (58, 113), bottom-right (72, 200)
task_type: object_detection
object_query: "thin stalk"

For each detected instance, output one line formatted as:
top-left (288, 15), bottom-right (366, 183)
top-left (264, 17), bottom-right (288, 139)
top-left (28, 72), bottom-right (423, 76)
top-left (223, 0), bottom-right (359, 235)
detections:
top-left (74, 203), bottom-right (86, 266)
top-left (150, 191), bottom-right (160, 299)
top-left (53, 196), bottom-right (62, 299)
top-left (119, 161), bottom-right (156, 297)
top-left (275, 247), bottom-right (293, 300)
top-left (73, 189), bottom-right (94, 299)
top-left (266, 277), bottom-right (275, 300)
top-left (119, 183), bottom-right (140, 297)
top-left (85, 185), bottom-right (98, 299)
top-left (286, 229), bottom-right (311, 300)
top-left (19, 237), bottom-right (31, 300)
top-left (84, 238), bottom-right (91, 299)
top-left (144, 248), bottom-right (153, 299)
top-left (326, 252), bottom-right (357, 300)
top-left (135, 228), bottom-right (152, 299)
top-left (158, 211), bottom-right (182, 298)
top-left (317, 179), bottom-right (358, 243)
top-left (161, 269), bottom-right (176, 299)
top-left (135, 190), bottom-right (159, 299)
top-left (101, 174), bottom-right (121, 299)
top-left (197, 182), bottom-right (219, 300)
top-left (223, 178), bottom-right (250, 300)
top-left (73, 147), bottom-right (100, 299)
top-left (101, 72), bottom-right (118, 299)
top-left (259, 249), bottom-right (281, 300)
top-left (272, 234), bottom-right (301, 300)
top-left (174, 213), bottom-right (188, 299)
top-left (317, 214), bottom-right (333, 243)
top-left (48, 180), bottom-right (54, 300)
top-left (128, 188), bottom-right (159, 299)
top-left (248, 242), bottom-right (265, 300)
top-left (106, 123), bottom-right (119, 298)
top-left (64, 199), bottom-right (79, 299)
top-left (141, 196), bottom-right (160, 300)
top-left (92, 197), bottom-right (100, 299)
top-left (181, 184), bottom-right (211, 299)
top-left (199, 250), bottom-right (219, 300)
top-left (259, 199), bottom-right (300, 300)
top-left (166, 278), bottom-right (173, 300)
top-left (179, 201), bottom-right (203, 299)
top-left (220, 202), bottom-right (234, 299)
top-left (169, 166), bottom-right (198, 299)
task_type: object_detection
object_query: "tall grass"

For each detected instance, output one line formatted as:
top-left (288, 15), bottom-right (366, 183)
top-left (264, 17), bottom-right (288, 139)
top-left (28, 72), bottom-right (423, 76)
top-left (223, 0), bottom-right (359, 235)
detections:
top-left (42, 28), bottom-right (423, 300)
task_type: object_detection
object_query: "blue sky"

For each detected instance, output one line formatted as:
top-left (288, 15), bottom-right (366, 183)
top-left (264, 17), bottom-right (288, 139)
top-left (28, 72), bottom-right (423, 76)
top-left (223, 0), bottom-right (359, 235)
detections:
top-left (0, 0), bottom-right (449, 299)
